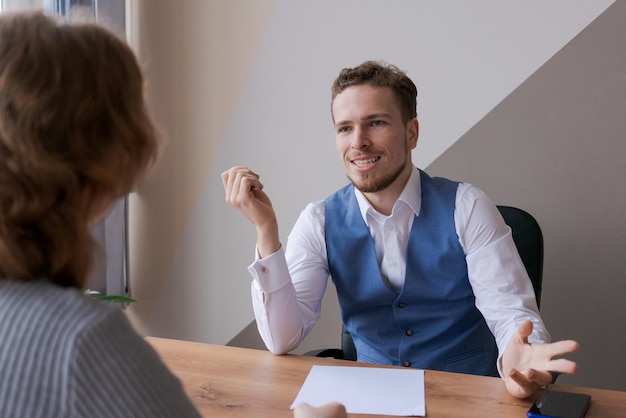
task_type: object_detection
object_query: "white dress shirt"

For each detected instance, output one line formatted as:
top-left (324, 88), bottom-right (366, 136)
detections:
top-left (248, 167), bottom-right (550, 376)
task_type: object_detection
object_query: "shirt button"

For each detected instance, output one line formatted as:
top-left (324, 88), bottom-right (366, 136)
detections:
top-left (403, 360), bottom-right (412, 367)
top-left (261, 267), bottom-right (267, 273)
top-left (405, 329), bottom-right (413, 336)
top-left (397, 302), bottom-right (406, 308)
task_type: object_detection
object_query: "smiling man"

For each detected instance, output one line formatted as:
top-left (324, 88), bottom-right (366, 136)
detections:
top-left (221, 60), bottom-right (578, 399)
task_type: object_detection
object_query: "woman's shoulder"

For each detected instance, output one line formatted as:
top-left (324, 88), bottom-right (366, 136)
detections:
top-left (0, 279), bottom-right (120, 336)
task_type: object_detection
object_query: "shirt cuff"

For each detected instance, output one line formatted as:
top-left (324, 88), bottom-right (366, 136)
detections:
top-left (247, 245), bottom-right (291, 294)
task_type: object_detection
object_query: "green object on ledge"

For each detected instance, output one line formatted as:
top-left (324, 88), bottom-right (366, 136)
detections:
top-left (85, 289), bottom-right (137, 304)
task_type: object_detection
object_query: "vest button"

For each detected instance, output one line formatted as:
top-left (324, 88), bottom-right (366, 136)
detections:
top-left (397, 302), bottom-right (406, 308)
top-left (403, 360), bottom-right (412, 367)
top-left (405, 329), bottom-right (413, 336)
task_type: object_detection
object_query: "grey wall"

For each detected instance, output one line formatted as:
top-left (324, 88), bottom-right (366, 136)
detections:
top-left (427, 1), bottom-right (626, 391)
top-left (126, 0), bottom-right (624, 394)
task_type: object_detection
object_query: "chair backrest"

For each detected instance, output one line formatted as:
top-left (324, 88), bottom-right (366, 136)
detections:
top-left (339, 205), bottom-right (544, 361)
top-left (496, 205), bottom-right (544, 308)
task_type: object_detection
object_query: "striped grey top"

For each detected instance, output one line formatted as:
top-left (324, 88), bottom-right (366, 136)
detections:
top-left (0, 279), bottom-right (201, 417)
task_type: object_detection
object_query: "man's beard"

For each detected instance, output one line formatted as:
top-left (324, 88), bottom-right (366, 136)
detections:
top-left (348, 155), bottom-right (407, 193)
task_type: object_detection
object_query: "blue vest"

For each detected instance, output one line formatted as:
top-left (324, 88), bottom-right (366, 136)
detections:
top-left (324, 169), bottom-right (498, 376)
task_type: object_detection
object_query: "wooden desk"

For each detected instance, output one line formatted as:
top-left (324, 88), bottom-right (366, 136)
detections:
top-left (147, 337), bottom-right (626, 417)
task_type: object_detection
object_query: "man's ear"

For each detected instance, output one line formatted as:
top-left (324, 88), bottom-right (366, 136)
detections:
top-left (407, 118), bottom-right (419, 150)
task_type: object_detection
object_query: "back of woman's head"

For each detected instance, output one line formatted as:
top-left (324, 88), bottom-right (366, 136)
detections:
top-left (0, 10), bottom-right (159, 288)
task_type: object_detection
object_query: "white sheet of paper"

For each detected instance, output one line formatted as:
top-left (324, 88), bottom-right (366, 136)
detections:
top-left (291, 365), bottom-right (425, 416)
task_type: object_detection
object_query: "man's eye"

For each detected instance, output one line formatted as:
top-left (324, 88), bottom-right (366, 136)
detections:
top-left (371, 120), bottom-right (384, 126)
top-left (338, 126), bottom-right (351, 133)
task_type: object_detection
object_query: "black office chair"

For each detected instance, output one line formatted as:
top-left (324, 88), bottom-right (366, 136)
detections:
top-left (306, 205), bottom-right (544, 362)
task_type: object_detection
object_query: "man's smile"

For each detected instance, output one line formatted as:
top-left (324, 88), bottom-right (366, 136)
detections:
top-left (351, 156), bottom-right (381, 168)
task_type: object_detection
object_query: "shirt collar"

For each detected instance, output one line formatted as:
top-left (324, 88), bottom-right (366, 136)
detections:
top-left (354, 166), bottom-right (422, 225)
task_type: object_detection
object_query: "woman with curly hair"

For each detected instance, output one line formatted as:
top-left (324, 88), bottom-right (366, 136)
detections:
top-left (0, 10), bottom-right (201, 417)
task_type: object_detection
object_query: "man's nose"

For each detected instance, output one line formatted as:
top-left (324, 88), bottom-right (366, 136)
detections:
top-left (351, 126), bottom-right (369, 149)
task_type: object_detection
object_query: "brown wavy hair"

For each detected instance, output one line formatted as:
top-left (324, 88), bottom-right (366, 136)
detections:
top-left (0, 11), bottom-right (159, 288)
top-left (331, 60), bottom-right (418, 123)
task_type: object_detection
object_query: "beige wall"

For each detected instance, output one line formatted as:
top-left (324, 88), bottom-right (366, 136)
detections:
top-left (126, 0), bottom-right (276, 335)
top-left (125, 0), bottom-right (624, 391)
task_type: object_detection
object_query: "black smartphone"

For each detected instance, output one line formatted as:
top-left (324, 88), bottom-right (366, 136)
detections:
top-left (527, 389), bottom-right (591, 418)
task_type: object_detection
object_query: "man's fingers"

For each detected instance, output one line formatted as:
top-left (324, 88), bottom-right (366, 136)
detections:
top-left (234, 173), bottom-right (262, 200)
top-left (544, 340), bottom-right (579, 358)
top-left (222, 166), bottom-right (264, 205)
top-left (524, 368), bottom-right (553, 387)
top-left (546, 358), bottom-right (578, 375)
top-left (221, 165), bottom-right (247, 187)
top-left (506, 368), bottom-right (541, 399)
